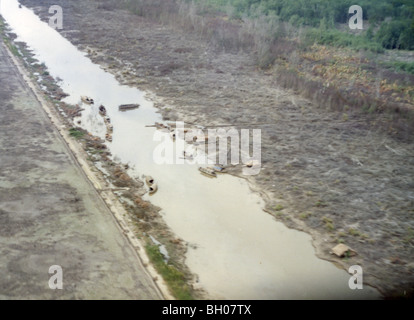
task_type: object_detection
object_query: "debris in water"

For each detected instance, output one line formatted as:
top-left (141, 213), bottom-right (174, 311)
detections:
top-left (119, 104), bottom-right (139, 111)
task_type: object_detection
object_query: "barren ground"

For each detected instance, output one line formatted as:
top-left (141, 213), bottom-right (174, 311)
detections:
top-left (16, 0), bottom-right (414, 297)
top-left (0, 39), bottom-right (162, 299)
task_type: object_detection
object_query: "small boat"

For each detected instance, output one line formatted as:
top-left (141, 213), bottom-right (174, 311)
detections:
top-left (106, 124), bottom-right (113, 133)
top-left (99, 105), bottom-right (107, 116)
top-left (198, 167), bottom-right (217, 177)
top-left (105, 133), bottom-right (112, 142)
top-left (81, 96), bottom-right (94, 104)
top-left (145, 176), bottom-right (155, 186)
top-left (119, 104), bottom-right (139, 111)
top-left (212, 165), bottom-right (226, 173)
top-left (149, 183), bottom-right (158, 194)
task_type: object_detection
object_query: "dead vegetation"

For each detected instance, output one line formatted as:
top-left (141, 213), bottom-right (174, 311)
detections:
top-left (18, 0), bottom-right (414, 298)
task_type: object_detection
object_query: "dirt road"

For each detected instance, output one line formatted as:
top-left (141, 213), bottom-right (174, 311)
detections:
top-left (0, 40), bottom-right (162, 299)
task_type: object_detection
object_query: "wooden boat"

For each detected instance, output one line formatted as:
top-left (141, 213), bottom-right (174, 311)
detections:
top-left (212, 165), bottom-right (226, 173)
top-left (149, 183), bottom-right (158, 194)
top-left (99, 105), bottom-right (107, 116)
top-left (119, 104), bottom-right (139, 111)
top-left (81, 96), bottom-right (94, 104)
top-left (145, 176), bottom-right (155, 186)
top-left (198, 167), bottom-right (217, 177)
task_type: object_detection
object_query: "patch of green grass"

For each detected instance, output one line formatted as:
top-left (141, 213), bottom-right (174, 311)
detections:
top-left (4, 38), bottom-right (20, 57)
top-left (145, 243), bottom-right (193, 300)
top-left (305, 28), bottom-right (384, 53)
top-left (348, 228), bottom-right (369, 239)
top-left (315, 200), bottom-right (327, 208)
top-left (385, 61), bottom-right (414, 75)
top-left (69, 128), bottom-right (85, 139)
top-left (274, 204), bottom-right (284, 211)
top-left (299, 212), bottom-right (312, 220)
top-left (275, 211), bottom-right (284, 218)
top-left (348, 228), bottom-right (360, 236)
top-left (403, 227), bottom-right (414, 244)
top-left (322, 216), bottom-right (334, 232)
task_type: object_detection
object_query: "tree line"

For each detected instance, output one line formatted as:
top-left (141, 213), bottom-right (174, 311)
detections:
top-left (191, 0), bottom-right (414, 50)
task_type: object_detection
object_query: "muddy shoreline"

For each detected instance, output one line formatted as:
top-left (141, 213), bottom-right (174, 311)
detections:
top-left (1, 24), bottom-right (200, 299)
top-left (0, 33), bottom-right (166, 299)
top-left (13, 0), bottom-right (414, 297)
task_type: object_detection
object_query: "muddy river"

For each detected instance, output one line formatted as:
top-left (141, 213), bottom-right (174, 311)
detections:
top-left (1, 0), bottom-right (381, 299)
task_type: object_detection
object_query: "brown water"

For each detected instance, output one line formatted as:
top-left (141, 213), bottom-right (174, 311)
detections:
top-left (1, 0), bottom-right (381, 299)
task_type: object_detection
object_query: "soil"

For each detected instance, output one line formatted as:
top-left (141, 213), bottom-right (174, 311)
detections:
top-left (15, 0), bottom-right (414, 298)
top-left (0, 38), bottom-right (163, 299)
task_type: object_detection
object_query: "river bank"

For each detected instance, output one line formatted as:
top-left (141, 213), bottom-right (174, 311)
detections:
top-left (11, 0), bottom-right (414, 297)
top-left (0, 29), bottom-right (167, 299)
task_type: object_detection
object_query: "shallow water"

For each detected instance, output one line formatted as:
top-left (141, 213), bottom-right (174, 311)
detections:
top-left (1, 0), bottom-right (381, 299)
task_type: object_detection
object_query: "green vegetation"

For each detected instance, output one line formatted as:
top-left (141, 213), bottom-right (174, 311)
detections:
top-left (145, 243), bottom-right (193, 300)
top-left (7, 41), bottom-right (20, 57)
top-left (348, 228), bottom-right (369, 239)
top-left (299, 212), bottom-right (312, 219)
top-left (385, 61), bottom-right (414, 75)
top-left (403, 227), bottom-right (414, 244)
top-left (68, 128), bottom-right (85, 139)
top-left (189, 0), bottom-right (414, 51)
top-left (274, 204), bottom-right (284, 211)
top-left (315, 199), bottom-right (327, 207)
top-left (322, 216), bottom-right (334, 231)
top-left (305, 27), bottom-right (384, 53)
